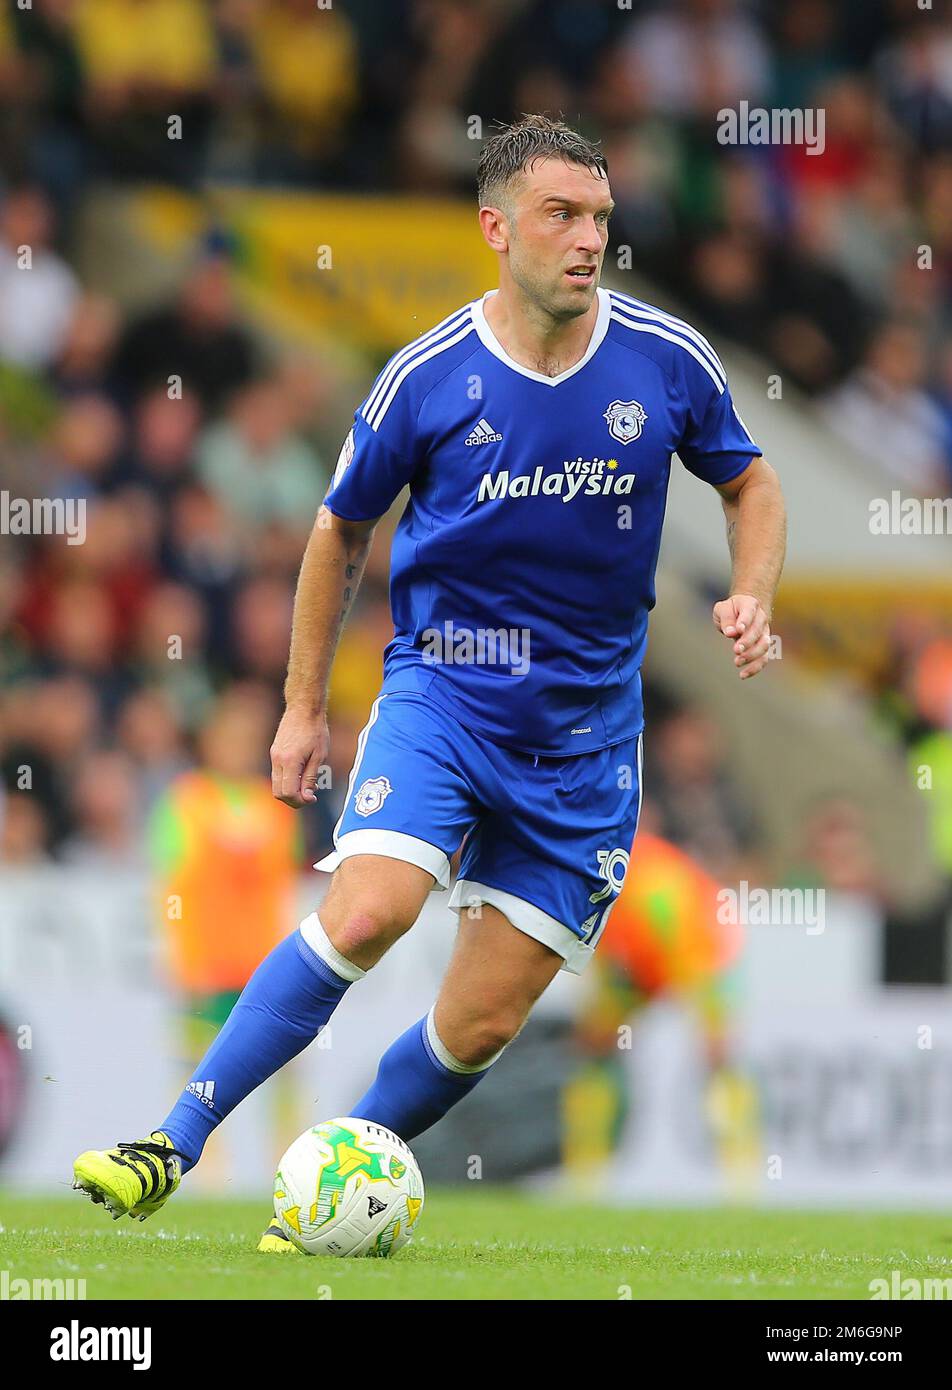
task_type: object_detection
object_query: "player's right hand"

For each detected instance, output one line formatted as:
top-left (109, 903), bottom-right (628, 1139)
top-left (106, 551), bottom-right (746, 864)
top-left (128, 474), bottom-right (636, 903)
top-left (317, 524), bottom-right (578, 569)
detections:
top-left (270, 707), bottom-right (330, 808)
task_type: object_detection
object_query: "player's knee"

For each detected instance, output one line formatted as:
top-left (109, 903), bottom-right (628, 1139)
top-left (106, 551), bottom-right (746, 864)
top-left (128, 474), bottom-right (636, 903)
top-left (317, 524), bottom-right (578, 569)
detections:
top-left (322, 900), bottom-right (411, 964)
top-left (319, 858), bottom-right (428, 967)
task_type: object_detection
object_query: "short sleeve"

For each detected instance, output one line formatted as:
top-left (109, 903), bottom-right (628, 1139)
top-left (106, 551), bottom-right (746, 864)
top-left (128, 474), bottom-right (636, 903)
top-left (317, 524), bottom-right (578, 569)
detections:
top-left (676, 358), bottom-right (762, 486)
top-left (323, 412), bottom-right (418, 521)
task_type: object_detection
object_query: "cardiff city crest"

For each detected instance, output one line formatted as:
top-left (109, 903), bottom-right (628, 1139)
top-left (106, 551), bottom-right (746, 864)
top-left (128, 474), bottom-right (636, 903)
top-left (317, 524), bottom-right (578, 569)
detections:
top-left (354, 776), bottom-right (393, 817)
top-left (603, 400), bottom-right (647, 444)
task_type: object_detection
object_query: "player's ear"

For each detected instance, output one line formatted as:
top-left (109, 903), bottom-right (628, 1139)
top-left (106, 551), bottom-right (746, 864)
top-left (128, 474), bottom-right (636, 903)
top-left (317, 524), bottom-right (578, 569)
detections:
top-left (478, 205), bottom-right (510, 253)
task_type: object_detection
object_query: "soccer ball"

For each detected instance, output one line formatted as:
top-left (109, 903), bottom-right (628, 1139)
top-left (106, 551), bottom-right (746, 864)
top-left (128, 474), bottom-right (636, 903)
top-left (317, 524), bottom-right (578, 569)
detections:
top-left (273, 1117), bottom-right (425, 1257)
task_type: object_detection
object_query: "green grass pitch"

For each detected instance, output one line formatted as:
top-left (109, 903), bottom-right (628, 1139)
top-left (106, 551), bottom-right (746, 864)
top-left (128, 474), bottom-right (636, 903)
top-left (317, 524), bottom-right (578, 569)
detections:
top-left (1, 1191), bottom-right (950, 1300)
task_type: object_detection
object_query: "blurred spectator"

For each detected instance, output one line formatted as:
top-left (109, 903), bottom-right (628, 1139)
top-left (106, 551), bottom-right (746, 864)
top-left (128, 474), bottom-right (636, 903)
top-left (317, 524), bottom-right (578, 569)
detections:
top-left (120, 386), bottom-right (202, 502)
top-left (0, 674), bottom-right (102, 854)
top-left (616, 0), bottom-right (771, 120)
top-left (196, 376), bottom-right (325, 541)
top-left (111, 252), bottom-right (257, 413)
top-left (786, 798), bottom-right (885, 897)
top-left (820, 321), bottom-right (948, 492)
top-left (686, 230), bottom-right (774, 357)
top-left (245, 0), bottom-right (358, 179)
top-left (828, 149), bottom-right (915, 313)
top-left (116, 686), bottom-right (189, 809)
top-left (46, 392), bottom-right (124, 497)
top-left (228, 575), bottom-right (294, 683)
top-left (0, 794), bottom-right (50, 865)
top-left (131, 581), bottom-right (216, 730)
top-left (61, 748), bottom-right (144, 868)
top-left (769, 0), bottom-right (842, 111)
top-left (0, 186), bottom-right (79, 367)
top-left (163, 484), bottom-right (245, 658)
top-left (53, 292), bottom-right (121, 395)
top-left (72, 0), bottom-right (216, 180)
top-left (647, 706), bottom-right (761, 881)
top-left (150, 685), bottom-right (298, 1000)
top-left (778, 75), bottom-right (879, 197)
top-left (875, 10), bottom-right (952, 154)
top-left (4, 1), bottom-right (87, 215)
top-left (909, 725), bottom-right (952, 881)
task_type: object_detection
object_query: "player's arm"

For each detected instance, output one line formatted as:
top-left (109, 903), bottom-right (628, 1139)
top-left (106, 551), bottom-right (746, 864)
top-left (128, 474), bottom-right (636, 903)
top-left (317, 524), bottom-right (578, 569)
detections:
top-left (270, 372), bottom-right (421, 808)
top-left (712, 457), bottom-right (786, 680)
top-left (271, 507), bottom-right (377, 808)
top-left (674, 346), bottom-right (786, 682)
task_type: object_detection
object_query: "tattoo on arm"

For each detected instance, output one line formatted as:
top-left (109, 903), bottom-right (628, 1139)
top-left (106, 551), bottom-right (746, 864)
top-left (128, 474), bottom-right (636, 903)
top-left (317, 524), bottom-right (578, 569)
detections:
top-left (726, 518), bottom-right (737, 564)
top-left (339, 561), bottom-right (361, 626)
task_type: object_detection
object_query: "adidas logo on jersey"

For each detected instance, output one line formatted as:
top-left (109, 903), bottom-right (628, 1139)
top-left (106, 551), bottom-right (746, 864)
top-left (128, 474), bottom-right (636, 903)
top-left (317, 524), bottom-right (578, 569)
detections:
top-left (465, 418), bottom-right (503, 446)
top-left (186, 1080), bottom-right (216, 1106)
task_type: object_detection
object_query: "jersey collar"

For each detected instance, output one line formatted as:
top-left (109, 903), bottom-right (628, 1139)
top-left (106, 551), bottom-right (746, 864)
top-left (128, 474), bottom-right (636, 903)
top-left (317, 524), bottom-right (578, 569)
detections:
top-left (471, 286), bottom-right (611, 387)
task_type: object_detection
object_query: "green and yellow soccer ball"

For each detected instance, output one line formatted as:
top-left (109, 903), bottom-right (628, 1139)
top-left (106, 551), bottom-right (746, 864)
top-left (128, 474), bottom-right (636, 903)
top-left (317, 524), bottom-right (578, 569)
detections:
top-left (273, 1118), bottom-right (425, 1257)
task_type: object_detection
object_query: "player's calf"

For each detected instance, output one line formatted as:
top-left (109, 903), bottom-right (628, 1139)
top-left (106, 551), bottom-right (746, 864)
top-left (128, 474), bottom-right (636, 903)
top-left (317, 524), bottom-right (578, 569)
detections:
top-left (433, 902), bottom-right (563, 1066)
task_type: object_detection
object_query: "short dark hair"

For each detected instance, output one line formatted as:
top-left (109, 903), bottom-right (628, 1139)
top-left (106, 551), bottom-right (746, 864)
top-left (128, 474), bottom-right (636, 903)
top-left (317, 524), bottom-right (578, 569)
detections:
top-left (476, 114), bottom-right (607, 212)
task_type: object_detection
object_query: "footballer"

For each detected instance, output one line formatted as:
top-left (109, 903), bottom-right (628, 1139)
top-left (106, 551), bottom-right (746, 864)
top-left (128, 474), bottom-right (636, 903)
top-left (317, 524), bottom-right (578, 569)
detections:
top-left (73, 116), bottom-right (786, 1241)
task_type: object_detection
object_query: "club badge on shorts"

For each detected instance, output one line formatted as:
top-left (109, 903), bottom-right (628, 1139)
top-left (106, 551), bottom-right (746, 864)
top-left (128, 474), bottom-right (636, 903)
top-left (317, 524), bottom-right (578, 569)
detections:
top-left (603, 400), bottom-right (647, 444)
top-left (354, 776), bottom-right (393, 817)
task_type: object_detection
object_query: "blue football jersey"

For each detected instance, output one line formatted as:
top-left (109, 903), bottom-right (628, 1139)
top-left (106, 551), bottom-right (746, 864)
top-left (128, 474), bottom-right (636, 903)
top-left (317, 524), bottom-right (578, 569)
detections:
top-left (324, 286), bottom-right (761, 756)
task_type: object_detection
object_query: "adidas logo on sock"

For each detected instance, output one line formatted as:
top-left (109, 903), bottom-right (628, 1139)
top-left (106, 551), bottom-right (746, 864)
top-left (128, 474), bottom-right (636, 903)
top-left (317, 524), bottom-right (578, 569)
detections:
top-left (465, 418), bottom-right (503, 446)
top-left (186, 1080), bottom-right (216, 1106)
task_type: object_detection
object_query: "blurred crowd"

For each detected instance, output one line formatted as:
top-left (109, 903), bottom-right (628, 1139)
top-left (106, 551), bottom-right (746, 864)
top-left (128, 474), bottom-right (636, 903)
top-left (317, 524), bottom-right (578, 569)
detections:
top-left (0, 201), bottom-right (397, 867)
top-left (0, 0), bottom-right (944, 913)
top-left (2, 0), bottom-right (952, 484)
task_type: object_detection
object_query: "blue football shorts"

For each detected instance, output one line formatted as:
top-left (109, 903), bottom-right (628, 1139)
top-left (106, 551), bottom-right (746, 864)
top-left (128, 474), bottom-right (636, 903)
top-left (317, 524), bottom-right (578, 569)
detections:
top-left (315, 691), bottom-right (643, 973)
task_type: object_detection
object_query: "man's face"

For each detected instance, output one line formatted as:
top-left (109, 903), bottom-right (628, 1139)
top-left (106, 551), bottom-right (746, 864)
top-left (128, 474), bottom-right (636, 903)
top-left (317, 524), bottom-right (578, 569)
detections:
top-left (496, 157), bottom-right (613, 320)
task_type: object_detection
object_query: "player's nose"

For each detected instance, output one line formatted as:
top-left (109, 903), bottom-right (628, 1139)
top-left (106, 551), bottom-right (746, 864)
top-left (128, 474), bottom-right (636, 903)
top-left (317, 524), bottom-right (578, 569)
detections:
top-left (576, 217), bottom-right (604, 253)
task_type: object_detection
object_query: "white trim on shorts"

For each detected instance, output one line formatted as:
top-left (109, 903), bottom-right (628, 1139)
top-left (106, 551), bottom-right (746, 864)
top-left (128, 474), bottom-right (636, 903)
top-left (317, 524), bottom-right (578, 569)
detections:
top-left (447, 878), bottom-right (596, 976)
top-left (314, 829), bottom-right (451, 889)
top-left (633, 731), bottom-right (644, 838)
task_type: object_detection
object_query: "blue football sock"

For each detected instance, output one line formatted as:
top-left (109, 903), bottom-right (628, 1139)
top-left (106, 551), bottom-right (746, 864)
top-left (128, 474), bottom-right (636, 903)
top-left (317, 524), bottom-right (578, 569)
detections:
top-left (160, 916), bottom-right (359, 1172)
top-left (349, 1009), bottom-right (499, 1141)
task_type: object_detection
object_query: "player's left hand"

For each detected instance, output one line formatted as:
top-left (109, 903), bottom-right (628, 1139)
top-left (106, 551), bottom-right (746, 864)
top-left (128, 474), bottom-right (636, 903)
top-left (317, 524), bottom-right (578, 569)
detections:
top-left (712, 593), bottom-right (771, 680)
